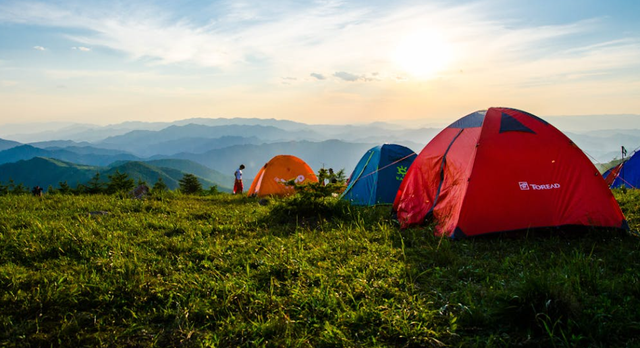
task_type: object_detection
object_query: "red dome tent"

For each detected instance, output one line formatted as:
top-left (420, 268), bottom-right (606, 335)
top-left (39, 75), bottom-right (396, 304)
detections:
top-left (393, 107), bottom-right (627, 238)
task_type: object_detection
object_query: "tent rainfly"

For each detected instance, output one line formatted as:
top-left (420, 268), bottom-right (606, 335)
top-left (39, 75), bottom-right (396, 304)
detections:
top-left (247, 155), bottom-right (318, 197)
top-left (393, 107), bottom-right (628, 238)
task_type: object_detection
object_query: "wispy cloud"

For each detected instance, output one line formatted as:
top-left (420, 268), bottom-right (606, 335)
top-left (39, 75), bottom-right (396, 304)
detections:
top-left (71, 46), bottom-right (91, 51)
top-left (310, 73), bottom-right (326, 80)
top-left (33, 45), bottom-right (46, 51)
top-left (334, 71), bottom-right (360, 82)
top-left (1, 0), bottom-right (639, 86)
top-left (0, 1), bottom-right (473, 73)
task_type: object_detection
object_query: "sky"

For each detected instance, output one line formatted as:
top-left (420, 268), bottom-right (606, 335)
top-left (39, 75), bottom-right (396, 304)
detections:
top-left (0, 0), bottom-right (639, 126)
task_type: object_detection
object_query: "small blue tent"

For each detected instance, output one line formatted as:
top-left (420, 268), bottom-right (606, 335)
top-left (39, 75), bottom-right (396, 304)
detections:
top-left (341, 144), bottom-right (416, 205)
top-left (604, 150), bottom-right (640, 188)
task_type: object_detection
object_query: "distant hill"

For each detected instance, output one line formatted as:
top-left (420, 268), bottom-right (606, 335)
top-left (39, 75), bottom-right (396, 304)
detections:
top-left (0, 138), bottom-right (21, 151)
top-left (144, 159), bottom-right (233, 190)
top-left (0, 145), bottom-right (140, 166)
top-left (0, 157), bottom-right (232, 192)
top-left (0, 118), bottom-right (314, 142)
top-left (44, 145), bottom-right (134, 156)
top-left (4, 116), bottom-right (639, 169)
top-left (1, 123), bottom-right (168, 143)
top-left (172, 117), bottom-right (310, 131)
top-left (545, 115), bottom-right (640, 133)
top-left (113, 136), bottom-right (263, 157)
top-left (28, 140), bottom-right (94, 148)
top-left (151, 136), bottom-right (263, 155)
top-left (0, 157), bottom-right (98, 189)
top-left (166, 140), bottom-right (378, 185)
top-left (97, 124), bottom-right (325, 155)
top-left (104, 161), bottom-right (231, 192)
top-left (564, 132), bottom-right (640, 163)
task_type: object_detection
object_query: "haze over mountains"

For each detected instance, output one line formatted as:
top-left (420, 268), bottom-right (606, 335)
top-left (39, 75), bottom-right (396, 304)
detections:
top-left (0, 114), bottom-right (638, 191)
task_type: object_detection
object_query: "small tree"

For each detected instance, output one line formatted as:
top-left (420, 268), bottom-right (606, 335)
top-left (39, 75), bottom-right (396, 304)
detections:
top-left (86, 173), bottom-right (105, 194)
top-left (317, 168), bottom-right (329, 185)
top-left (11, 182), bottom-right (29, 195)
top-left (74, 183), bottom-right (87, 195)
top-left (0, 182), bottom-right (7, 196)
top-left (106, 170), bottom-right (135, 194)
top-left (7, 179), bottom-right (15, 193)
top-left (333, 168), bottom-right (347, 184)
top-left (204, 185), bottom-right (219, 196)
top-left (58, 181), bottom-right (72, 195)
top-left (179, 173), bottom-right (203, 195)
top-left (152, 177), bottom-right (168, 193)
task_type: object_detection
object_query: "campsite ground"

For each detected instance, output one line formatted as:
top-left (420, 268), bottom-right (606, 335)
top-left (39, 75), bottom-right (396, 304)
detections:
top-left (1, 191), bottom-right (639, 347)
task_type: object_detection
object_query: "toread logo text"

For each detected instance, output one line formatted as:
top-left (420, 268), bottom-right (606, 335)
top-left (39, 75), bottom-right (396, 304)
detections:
top-left (519, 182), bottom-right (560, 191)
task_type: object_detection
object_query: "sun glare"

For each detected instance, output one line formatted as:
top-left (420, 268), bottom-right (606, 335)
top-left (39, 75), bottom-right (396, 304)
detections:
top-left (392, 30), bottom-right (452, 79)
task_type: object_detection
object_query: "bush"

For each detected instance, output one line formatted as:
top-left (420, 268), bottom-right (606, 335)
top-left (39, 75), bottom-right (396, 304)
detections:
top-left (179, 173), bottom-right (203, 195)
top-left (266, 181), bottom-right (351, 227)
top-left (106, 170), bottom-right (135, 194)
top-left (152, 177), bottom-right (169, 194)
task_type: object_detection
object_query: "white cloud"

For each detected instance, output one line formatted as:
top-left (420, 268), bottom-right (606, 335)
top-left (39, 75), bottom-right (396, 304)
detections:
top-left (33, 45), bottom-right (45, 51)
top-left (71, 46), bottom-right (91, 51)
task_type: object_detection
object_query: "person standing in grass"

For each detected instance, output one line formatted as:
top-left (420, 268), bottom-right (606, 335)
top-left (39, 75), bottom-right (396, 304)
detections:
top-left (32, 185), bottom-right (43, 197)
top-left (233, 164), bottom-right (245, 194)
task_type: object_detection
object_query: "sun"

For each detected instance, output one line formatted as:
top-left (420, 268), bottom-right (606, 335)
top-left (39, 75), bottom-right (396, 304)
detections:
top-left (392, 30), bottom-right (452, 79)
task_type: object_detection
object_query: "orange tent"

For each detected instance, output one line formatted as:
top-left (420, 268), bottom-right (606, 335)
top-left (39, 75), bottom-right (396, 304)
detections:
top-left (247, 155), bottom-right (318, 197)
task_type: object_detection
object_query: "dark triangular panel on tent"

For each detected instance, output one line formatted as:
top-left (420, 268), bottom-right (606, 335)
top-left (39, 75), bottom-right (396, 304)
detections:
top-left (503, 107), bottom-right (549, 125)
top-left (448, 111), bottom-right (486, 129)
top-left (499, 112), bottom-right (535, 133)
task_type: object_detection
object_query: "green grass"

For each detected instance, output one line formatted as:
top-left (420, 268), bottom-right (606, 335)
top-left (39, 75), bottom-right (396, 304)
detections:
top-left (1, 191), bottom-right (639, 347)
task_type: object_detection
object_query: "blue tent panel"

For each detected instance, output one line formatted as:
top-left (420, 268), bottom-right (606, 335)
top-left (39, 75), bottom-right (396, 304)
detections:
top-left (341, 144), bottom-right (416, 206)
top-left (608, 151), bottom-right (640, 189)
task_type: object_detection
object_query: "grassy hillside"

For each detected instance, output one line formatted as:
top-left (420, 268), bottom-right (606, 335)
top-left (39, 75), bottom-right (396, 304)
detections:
top-left (0, 157), bottom-right (232, 192)
top-left (0, 157), bottom-right (99, 188)
top-left (144, 159), bottom-right (233, 191)
top-left (0, 191), bottom-right (639, 347)
top-left (105, 161), bottom-right (230, 192)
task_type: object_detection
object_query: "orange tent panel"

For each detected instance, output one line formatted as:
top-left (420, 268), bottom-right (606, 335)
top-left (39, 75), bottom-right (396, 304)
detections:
top-left (247, 155), bottom-right (318, 197)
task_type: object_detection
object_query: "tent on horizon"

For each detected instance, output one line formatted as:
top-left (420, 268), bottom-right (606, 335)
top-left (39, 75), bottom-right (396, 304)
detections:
top-left (247, 155), bottom-right (318, 197)
top-left (393, 107), bottom-right (628, 238)
top-left (341, 144), bottom-right (416, 206)
top-left (603, 150), bottom-right (640, 188)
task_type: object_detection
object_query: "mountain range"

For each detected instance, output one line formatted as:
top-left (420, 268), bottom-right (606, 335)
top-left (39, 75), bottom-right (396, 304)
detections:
top-left (0, 115), bottom-right (638, 190)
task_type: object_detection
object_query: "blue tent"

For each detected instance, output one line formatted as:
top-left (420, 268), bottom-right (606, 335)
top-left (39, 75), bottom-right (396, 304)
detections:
top-left (604, 150), bottom-right (640, 188)
top-left (341, 144), bottom-right (416, 205)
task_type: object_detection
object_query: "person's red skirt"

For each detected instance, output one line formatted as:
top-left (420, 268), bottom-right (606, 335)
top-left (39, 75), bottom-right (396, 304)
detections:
top-left (233, 179), bottom-right (244, 194)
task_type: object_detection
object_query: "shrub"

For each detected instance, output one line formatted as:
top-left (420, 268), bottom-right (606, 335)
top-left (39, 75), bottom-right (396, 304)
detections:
top-left (179, 173), bottom-right (203, 195)
top-left (85, 172), bottom-right (106, 194)
top-left (266, 181), bottom-right (351, 226)
top-left (106, 170), bottom-right (135, 194)
top-left (152, 177), bottom-right (169, 194)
